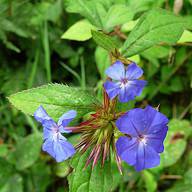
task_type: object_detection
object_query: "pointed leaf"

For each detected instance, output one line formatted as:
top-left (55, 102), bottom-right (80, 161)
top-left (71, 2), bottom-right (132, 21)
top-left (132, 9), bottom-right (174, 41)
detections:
top-left (103, 4), bottom-right (133, 31)
top-left (8, 84), bottom-right (99, 121)
top-left (68, 152), bottom-right (112, 192)
top-left (91, 30), bottom-right (119, 52)
top-left (61, 20), bottom-right (96, 41)
top-left (121, 9), bottom-right (188, 57)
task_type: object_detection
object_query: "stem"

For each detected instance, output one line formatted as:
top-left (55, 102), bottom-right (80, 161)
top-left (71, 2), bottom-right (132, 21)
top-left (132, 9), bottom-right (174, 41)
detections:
top-left (27, 48), bottom-right (39, 88)
top-left (149, 52), bottom-right (192, 100)
top-left (160, 174), bottom-right (182, 180)
top-left (60, 62), bottom-right (82, 85)
top-left (80, 56), bottom-right (86, 89)
top-left (179, 101), bottom-right (192, 120)
top-left (25, 115), bottom-right (39, 134)
top-left (42, 21), bottom-right (51, 82)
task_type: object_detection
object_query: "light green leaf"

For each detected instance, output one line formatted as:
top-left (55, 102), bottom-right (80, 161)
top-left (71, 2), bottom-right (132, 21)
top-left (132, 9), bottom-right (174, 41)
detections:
top-left (68, 152), bottom-right (112, 192)
top-left (0, 144), bottom-right (8, 157)
top-left (95, 46), bottom-right (110, 79)
top-left (128, 54), bottom-right (140, 63)
top-left (103, 4), bottom-right (133, 31)
top-left (8, 84), bottom-right (99, 121)
top-left (54, 161), bottom-right (71, 178)
top-left (127, 0), bottom-right (158, 14)
top-left (91, 30), bottom-right (119, 52)
top-left (10, 133), bottom-right (42, 171)
top-left (61, 20), bottom-right (96, 41)
top-left (161, 119), bottom-right (192, 167)
top-left (142, 170), bottom-right (157, 192)
top-left (121, 19), bottom-right (138, 33)
top-left (177, 30), bottom-right (192, 43)
top-left (121, 9), bottom-right (187, 57)
top-left (141, 46), bottom-right (171, 59)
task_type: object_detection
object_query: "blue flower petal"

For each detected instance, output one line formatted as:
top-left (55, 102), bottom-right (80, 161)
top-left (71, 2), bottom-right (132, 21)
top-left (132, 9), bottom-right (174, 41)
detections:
top-left (105, 61), bottom-right (125, 80)
top-left (54, 139), bottom-right (76, 162)
top-left (58, 110), bottom-right (77, 133)
top-left (42, 134), bottom-right (75, 162)
top-left (42, 119), bottom-right (57, 140)
top-left (147, 126), bottom-right (168, 153)
top-left (118, 80), bottom-right (146, 103)
top-left (42, 138), bottom-right (55, 158)
top-left (118, 86), bottom-right (132, 102)
top-left (116, 136), bottom-right (138, 166)
top-left (116, 108), bottom-right (146, 136)
top-left (128, 80), bottom-right (147, 95)
top-left (144, 106), bottom-right (169, 134)
top-left (34, 106), bottom-right (51, 123)
top-left (103, 81), bottom-right (121, 100)
top-left (135, 143), bottom-right (160, 171)
top-left (125, 63), bottom-right (144, 80)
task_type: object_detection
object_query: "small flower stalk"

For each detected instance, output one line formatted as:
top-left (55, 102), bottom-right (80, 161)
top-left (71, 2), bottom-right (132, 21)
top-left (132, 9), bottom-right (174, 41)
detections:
top-left (34, 59), bottom-right (169, 173)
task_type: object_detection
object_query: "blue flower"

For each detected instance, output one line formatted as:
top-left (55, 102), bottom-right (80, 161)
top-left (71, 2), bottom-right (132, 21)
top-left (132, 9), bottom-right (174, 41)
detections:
top-left (103, 61), bottom-right (147, 102)
top-left (34, 106), bottom-right (76, 162)
top-left (115, 106), bottom-right (168, 171)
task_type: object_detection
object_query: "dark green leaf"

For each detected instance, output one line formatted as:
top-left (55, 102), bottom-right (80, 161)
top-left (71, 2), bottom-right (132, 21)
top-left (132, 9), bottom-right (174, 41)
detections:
top-left (68, 152), bottom-right (112, 192)
top-left (28, 161), bottom-right (51, 192)
top-left (91, 30), bottom-right (119, 52)
top-left (0, 158), bottom-right (14, 187)
top-left (8, 84), bottom-right (99, 121)
top-left (95, 46), bottom-right (110, 79)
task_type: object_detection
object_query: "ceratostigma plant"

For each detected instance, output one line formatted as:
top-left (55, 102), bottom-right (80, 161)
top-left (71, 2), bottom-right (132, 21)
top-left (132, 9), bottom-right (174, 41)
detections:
top-left (34, 59), bottom-right (169, 173)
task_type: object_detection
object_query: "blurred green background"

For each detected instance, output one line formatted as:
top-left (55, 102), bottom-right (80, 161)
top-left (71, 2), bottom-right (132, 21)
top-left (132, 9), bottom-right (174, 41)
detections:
top-left (0, 0), bottom-right (192, 191)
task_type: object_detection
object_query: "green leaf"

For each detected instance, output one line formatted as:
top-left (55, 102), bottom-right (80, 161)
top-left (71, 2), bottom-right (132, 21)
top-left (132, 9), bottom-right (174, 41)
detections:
top-left (127, 0), bottom-right (159, 14)
top-left (141, 46), bottom-right (171, 59)
top-left (103, 4), bottom-right (133, 31)
top-left (30, 0), bottom-right (62, 25)
top-left (177, 30), bottom-right (192, 43)
top-left (64, 0), bottom-right (107, 28)
top-left (10, 133), bottom-right (42, 171)
top-left (121, 9), bottom-right (187, 57)
top-left (142, 171), bottom-right (157, 192)
top-left (0, 174), bottom-right (23, 192)
top-left (0, 144), bottom-right (8, 157)
top-left (161, 119), bottom-right (192, 167)
top-left (0, 158), bottom-right (14, 187)
top-left (95, 47), bottom-right (110, 79)
top-left (166, 168), bottom-right (192, 192)
top-left (28, 161), bottom-right (51, 192)
top-left (54, 161), bottom-right (71, 178)
top-left (121, 20), bottom-right (138, 33)
top-left (141, 45), bottom-right (171, 78)
top-left (91, 30), bottom-right (119, 52)
top-left (68, 152), bottom-right (112, 192)
top-left (8, 84), bottom-right (99, 121)
top-left (61, 20), bottom-right (96, 41)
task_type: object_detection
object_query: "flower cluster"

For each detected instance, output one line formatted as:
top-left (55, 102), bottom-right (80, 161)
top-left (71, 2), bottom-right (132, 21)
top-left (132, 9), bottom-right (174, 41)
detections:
top-left (34, 60), bottom-right (168, 172)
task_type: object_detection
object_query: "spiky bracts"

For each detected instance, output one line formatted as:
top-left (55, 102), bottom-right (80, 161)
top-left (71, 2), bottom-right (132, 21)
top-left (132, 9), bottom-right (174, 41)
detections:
top-left (68, 91), bottom-right (122, 173)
